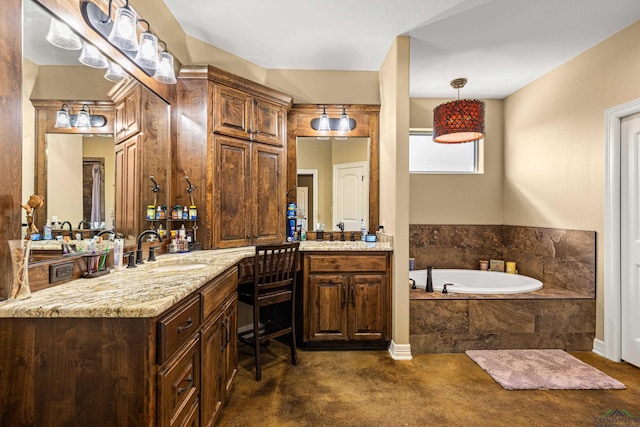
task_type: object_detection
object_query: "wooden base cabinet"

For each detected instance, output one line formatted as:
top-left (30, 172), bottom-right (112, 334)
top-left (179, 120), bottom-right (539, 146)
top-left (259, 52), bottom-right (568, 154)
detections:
top-left (0, 267), bottom-right (238, 427)
top-left (303, 252), bottom-right (391, 346)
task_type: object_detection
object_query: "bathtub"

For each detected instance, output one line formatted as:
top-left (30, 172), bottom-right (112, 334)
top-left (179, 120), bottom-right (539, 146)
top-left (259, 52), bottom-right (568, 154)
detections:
top-left (409, 269), bottom-right (543, 294)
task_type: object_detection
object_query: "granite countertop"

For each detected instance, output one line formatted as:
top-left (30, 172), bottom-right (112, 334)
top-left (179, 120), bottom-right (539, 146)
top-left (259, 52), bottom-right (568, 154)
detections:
top-left (0, 240), bottom-right (393, 319)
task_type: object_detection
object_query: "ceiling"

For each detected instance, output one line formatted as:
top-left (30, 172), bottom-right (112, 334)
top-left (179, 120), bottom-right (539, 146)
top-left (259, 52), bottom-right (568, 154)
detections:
top-left (162, 0), bottom-right (640, 99)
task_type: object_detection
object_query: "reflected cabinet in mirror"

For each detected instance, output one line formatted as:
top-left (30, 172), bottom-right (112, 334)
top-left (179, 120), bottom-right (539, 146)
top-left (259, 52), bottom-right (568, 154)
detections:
top-left (287, 104), bottom-right (380, 233)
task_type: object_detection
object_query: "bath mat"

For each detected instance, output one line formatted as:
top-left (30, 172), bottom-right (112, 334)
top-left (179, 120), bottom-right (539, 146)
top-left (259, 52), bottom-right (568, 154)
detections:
top-left (465, 349), bottom-right (626, 390)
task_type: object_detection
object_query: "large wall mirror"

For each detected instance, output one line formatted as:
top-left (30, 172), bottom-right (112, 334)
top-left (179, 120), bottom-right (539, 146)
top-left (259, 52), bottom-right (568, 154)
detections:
top-left (287, 104), bottom-right (380, 233)
top-left (22, 0), bottom-right (171, 262)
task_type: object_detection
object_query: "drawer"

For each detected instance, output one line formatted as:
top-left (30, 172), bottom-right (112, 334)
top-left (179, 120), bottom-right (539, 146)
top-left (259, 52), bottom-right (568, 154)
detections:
top-left (157, 336), bottom-right (200, 427)
top-left (158, 295), bottom-right (201, 364)
top-left (201, 267), bottom-right (238, 321)
top-left (307, 254), bottom-right (388, 273)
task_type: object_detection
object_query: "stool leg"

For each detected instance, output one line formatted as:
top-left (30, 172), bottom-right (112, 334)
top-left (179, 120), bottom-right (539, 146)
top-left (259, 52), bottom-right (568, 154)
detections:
top-left (253, 304), bottom-right (262, 381)
top-left (290, 305), bottom-right (298, 366)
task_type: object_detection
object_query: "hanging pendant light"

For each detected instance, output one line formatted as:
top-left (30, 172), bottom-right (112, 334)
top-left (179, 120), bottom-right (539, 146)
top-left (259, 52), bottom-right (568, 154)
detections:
top-left (134, 20), bottom-right (159, 70)
top-left (338, 107), bottom-right (351, 133)
top-left (153, 42), bottom-right (177, 84)
top-left (46, 18), bottom-right (82, 50)
top-left (79, 43), bottom-right (109, 69)
top-left (76, 104), bottom-right (92, 131)
top-left (54, 104), bottom-right (72, 129)
top-left (107, 0), bottom-right (139, 51)
top-left (104, 61), bottom-right (128, 83)
top-left (433, 78), bottom-right (485, 144)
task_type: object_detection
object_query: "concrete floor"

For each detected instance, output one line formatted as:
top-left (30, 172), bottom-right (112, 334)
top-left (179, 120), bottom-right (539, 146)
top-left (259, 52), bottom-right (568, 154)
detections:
top-left (217, 341), bottom-right (640, 427)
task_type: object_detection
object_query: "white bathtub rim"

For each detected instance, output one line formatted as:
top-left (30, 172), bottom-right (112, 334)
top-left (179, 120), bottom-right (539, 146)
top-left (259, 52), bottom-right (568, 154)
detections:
top-left (409, 268), bottom-right (543, 295)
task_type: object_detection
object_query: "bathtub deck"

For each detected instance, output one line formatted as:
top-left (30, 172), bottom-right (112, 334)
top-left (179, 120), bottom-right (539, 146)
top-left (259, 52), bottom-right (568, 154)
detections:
top-left (409, 285), bottom-right (592, 300)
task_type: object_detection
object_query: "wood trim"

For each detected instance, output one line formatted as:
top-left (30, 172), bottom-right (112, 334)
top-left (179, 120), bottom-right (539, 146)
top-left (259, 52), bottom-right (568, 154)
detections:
top-left (287, 104), bottom-right (380, 232)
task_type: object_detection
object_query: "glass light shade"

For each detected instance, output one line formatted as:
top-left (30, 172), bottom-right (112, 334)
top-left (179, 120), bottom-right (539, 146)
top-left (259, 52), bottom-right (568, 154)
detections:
top-left (153, 52), bottom-right (177, 84)
top-left (338, 109), bottom-right (351, 133)
top-left (107, 6), bottom-right (138, 51)
top-left (76, 108), bottom-right (91, 130)
top-left (54, 109), bottom-right (71, 129)
top-left (79, 43), bottom-right (109, 69)
top-left (46, 19), bottom-right (82, 50)
top-left (134, 32), bottom-right (159, 69)
top-left (104, 62), bottom-right (128, 83)
top-left (433, 99), bottom-right (485, 143)
top-left (318, 110), bottom-right (331, 132)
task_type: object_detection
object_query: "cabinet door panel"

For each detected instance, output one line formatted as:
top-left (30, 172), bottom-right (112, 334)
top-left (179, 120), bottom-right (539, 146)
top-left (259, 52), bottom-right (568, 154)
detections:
top-left (252, 144), bottom-right (284, 244)
top-left (349, 274), bottom-right (388, 340)
top-left (214, 137), bottom-right (251, 248)
top-left (308, 274), bottom-right (348, 341)
top-left (213, 85), bottom-right (251, 139)
top-left (200, 311), bottom-right (224, 427)
top-left (222, 295), bottom-right (238, 395)
top-left (252, 98), bottom-right (283, 146)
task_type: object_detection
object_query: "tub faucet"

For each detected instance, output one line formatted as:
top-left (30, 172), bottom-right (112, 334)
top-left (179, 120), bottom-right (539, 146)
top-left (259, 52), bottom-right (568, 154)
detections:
top-left (136, 229), bottom-right (163, 264)
top-left (426, 266), bottom-right (434, 293)
top-left (60, 221), bottom-right (73, 239)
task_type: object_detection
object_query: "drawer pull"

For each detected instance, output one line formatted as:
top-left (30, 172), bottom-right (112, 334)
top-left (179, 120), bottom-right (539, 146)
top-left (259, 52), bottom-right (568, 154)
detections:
top-left (177, 317), bottom-right (193, 334)
top-left (350, 283), bottom-right (355, 306)
top-left (221, 319), bottom-right (229, 351)
top-left (177, 375), bottom-right (193, 395)
top-left (342, 284), bottom-right (346, 307)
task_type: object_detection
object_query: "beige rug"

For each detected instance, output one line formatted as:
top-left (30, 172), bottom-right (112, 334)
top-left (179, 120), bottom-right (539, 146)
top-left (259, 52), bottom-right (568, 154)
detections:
top-left (465, 349), bottom-right (626, 390)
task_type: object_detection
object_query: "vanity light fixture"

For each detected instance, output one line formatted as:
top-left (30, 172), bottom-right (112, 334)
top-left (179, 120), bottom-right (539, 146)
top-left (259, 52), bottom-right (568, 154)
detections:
top-left (46, 18), bottom-right (82, 50)
top-left (432, 78), bottom-right (485, 143)
top-left (54, 104), bottom-right (72, 129)
top-left (106, 0), bottom-right (138, 51)
top-left (310, 106), bottom-right (357, 133)
top-left (104, 61), bottom-right (128, 83)
top-left (79, 42), bottom-right (109, 69)
top-left (134, 20), bottom-right (159, 70)
top-left (75, 104), bottom-right (92, 131)
top-left (154, 42), bottom-right (177, 84)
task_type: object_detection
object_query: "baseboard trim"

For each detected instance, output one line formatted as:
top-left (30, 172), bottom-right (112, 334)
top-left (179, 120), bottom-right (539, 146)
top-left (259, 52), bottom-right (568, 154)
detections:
top-left (388, 340), bottom-right (412, 360)
top-left (593, 338), bottom-right (605, 357)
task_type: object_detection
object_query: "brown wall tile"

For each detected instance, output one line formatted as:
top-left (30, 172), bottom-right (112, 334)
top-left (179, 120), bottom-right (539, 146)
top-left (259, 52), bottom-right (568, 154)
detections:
top-left (469, 300), bottom-right (536, 334)
top-left (410, 300), bottom-right (469, 334)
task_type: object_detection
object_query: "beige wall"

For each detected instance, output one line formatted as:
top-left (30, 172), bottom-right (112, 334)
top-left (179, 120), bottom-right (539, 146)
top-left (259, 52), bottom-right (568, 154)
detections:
top-left (409, 98), bottom-right (504, 224)
top-left (379, 36), bottom-right (411, 350)
top-left (22, 59), bottom-right (38, 208)
top-left (47, 134), bottom-right (83, 225)
top-left (30, 65), bottom-right (113, 100)
top-left (297, 138), bottom-right (332, 227)
top-left (503, 20), bottom-right (640, 341)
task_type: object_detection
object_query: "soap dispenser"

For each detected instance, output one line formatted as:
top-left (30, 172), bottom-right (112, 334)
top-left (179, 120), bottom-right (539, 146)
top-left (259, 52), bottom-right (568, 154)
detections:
top-left (44, 219), bottom-right (52, 240)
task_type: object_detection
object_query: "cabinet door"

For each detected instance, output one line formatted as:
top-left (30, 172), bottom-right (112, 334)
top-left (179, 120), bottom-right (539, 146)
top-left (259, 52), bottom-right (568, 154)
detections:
top-left (213, 85), bottom-right (252, 140)
top-left (114, 100), bottom-right (127, 143)
top-left (214, 136), bottom-right (251, 248)
top-left (200, 311), bottom-right (224, 427)
top-left (252, 144), bottom-right (285, 244)
top-left (307, 274), bottom-right (348, 341)
top-left (221, 295), bottom-right (238, 395)
top-left (348, 274), bottom-right (389, 341)
top-left (124, 85), bottom-right (141, 137)
top-left (114, 135), bottom-right (140, 239)
top-left (251, 97), bottom-right (284, 146)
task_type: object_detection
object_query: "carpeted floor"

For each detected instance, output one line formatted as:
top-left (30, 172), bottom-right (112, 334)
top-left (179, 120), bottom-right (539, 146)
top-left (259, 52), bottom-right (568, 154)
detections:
top-left (217, 341), bottom-right (640, 427)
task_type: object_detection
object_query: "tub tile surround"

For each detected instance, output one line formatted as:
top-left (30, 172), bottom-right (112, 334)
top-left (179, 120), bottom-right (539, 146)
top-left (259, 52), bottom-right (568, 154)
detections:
top-left (410, 224), bottom-right (596, 296)
top-left (409, 225), bottom-right (596, 353)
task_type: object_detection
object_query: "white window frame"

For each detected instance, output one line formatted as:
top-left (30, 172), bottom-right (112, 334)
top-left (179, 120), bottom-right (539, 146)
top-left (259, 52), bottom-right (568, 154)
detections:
top-left (409, 128), bottom-right (482, 174)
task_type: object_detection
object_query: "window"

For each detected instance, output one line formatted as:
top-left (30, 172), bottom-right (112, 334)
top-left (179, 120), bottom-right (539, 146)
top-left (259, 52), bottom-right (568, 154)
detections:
top-left (409, 129), bottom-right (481, 174)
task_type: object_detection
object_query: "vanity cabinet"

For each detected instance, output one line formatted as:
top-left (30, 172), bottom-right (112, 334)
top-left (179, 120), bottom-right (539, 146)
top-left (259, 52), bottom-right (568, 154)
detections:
top-left (175, 66), bottom-right (292, 249)
top-left (213, 135), bottom-right (285, 248)
top-left (0, 266), bottom-right (238, 426)
top-left (303, 252), bottom-right (391, 345)
top-left (213, 84), bottom-right (285, 147)
top-left (112, 81), bottom-right (171, 240)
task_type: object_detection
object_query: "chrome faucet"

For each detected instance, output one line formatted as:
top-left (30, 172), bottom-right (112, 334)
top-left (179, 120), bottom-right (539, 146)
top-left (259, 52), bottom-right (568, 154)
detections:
top-left (60, 221), bottom-right (73, 239)
top-left (136, 229), bottom-right (163, 264)
top-left (426, 266), bottom-right (434, 293)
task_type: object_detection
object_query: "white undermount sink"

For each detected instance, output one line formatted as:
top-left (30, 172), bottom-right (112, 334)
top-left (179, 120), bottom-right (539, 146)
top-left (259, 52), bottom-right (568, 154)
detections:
top-left (150, 263), bottom-right (208, 272)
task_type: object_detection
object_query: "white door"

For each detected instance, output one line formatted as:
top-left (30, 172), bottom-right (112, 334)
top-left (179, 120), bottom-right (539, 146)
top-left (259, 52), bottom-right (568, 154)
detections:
top-left (296, 186), bottom-right (309, 230)
top-left (333, 161), bottom-right (368, 231)
top-left (621, 112), bottom-right (640, 368)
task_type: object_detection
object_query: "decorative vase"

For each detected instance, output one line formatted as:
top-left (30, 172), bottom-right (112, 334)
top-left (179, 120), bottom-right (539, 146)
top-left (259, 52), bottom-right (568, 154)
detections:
top-left (8, 239), bottom-right (31, 300)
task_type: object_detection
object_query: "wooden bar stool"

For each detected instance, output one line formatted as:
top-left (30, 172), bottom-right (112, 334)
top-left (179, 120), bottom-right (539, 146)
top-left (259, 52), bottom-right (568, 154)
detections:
top-left (238, 242), bottom-right (300, 381)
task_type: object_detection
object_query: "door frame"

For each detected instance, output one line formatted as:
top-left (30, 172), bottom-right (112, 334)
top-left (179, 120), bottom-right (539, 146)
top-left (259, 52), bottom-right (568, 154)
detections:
top-left (297, 169), bottom-right (318, 229)
top-left (604, 97), bottom-right (640, 362)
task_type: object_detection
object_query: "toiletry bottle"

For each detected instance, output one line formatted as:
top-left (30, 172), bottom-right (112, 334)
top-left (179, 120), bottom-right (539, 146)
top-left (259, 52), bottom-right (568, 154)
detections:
top-left (44, 219), bottom-right (52, 240)
top-left (182, 205), bottom-right (189, 220)
top-left (360, 219), bottom-right (367, 241)
top-left (189, 205), bottom-right (197, 220)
